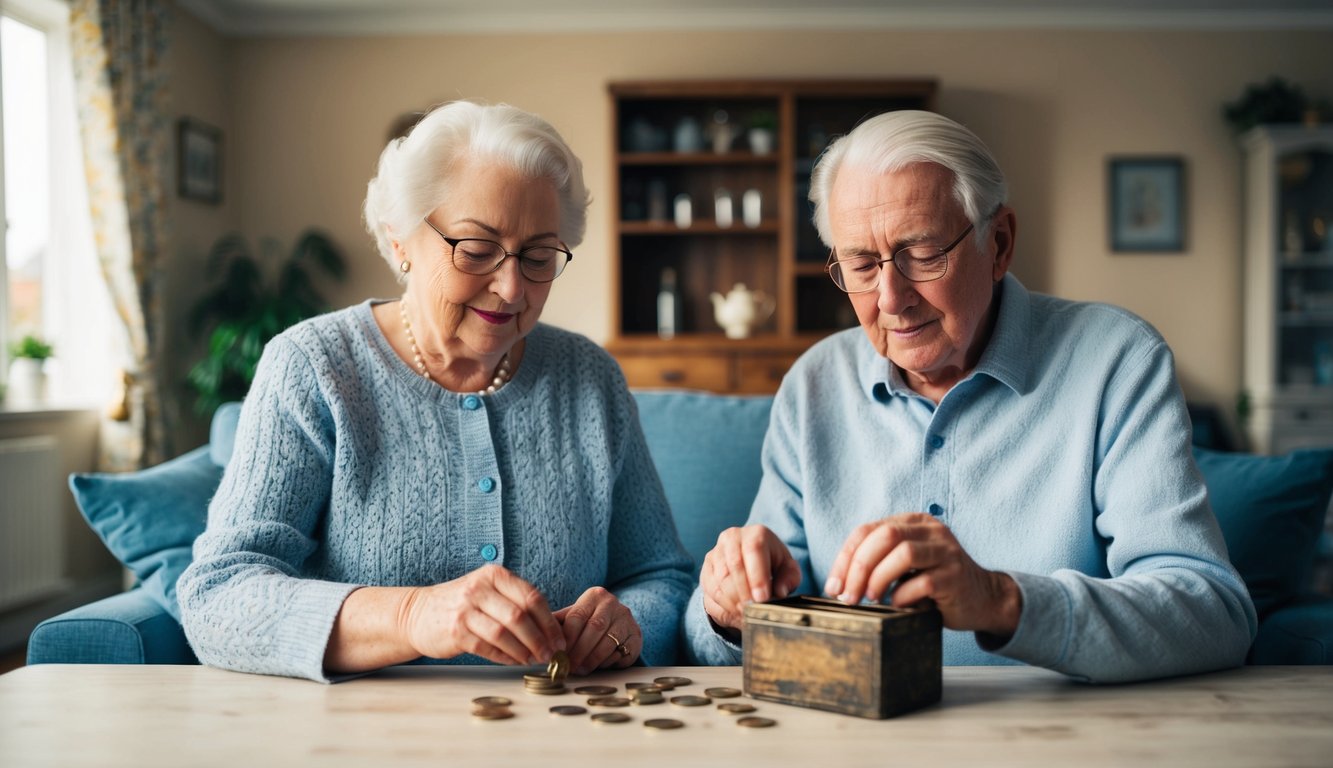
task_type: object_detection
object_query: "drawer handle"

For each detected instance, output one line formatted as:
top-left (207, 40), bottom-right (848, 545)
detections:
top-left (661, 370), bottom-right (685, 383)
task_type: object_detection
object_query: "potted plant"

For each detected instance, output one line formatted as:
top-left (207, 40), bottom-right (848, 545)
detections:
top-left (187, 229), bottom-right (346, 415)
top-left (7, 334), bottom-right (54, 405)
top-left (747, 111), bottom-right (778, 155)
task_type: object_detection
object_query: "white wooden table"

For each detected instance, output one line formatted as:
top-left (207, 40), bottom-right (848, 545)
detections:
top-left (2, 664), bottom-right (1330, 767)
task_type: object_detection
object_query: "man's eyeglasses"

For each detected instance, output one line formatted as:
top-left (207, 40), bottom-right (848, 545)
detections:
top-left (424, 219), bottom-right (573, 283)
top-left (825, 223), bottom-right (974, 293)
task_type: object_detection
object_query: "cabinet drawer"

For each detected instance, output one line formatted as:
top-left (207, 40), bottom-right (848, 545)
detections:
top-left (735, 354), bottom-right (800, 394)
top-left (617, 353), bottom-right (732, 391)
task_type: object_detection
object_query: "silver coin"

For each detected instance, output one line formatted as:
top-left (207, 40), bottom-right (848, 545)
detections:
top-left (669, 695), bottom-right (711, 707)
top-left (737, 716), bottom-right (777, 728)
top-left (591, 712), bottom-right (631, 724)
top-left (644, 718), bottom-right (685, 730)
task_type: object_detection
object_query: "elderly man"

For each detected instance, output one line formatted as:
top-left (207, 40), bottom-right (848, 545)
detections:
top-left (684, 110), bottom-right (1256, 683)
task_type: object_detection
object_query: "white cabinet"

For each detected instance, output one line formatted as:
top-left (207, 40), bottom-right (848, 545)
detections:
top-left (1242, 125), bottom-right (1333, 454)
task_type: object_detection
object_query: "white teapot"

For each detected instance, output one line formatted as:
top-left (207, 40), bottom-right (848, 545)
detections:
top-left (710, 283), bottom-right (776, 339)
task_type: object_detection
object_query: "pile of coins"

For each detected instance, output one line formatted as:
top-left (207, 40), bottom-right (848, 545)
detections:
top-left (522, 650), bottom-right (571, 695)
top-left (470, 695), bottom-right (514, 720)
top-left (472, 671), bottom-right (779, 730)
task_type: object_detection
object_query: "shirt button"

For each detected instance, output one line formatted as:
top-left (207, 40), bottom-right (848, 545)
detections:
top-left (929, 434), bottom-right (945, 450)
top-left (480, 543), bottom-right (498, 561)
top-left (478, 476), bottom-right (496, 493)
top-left (463, 395), bottom-right (481, 411)
top-left (927, 503), bottom-right (944, 516)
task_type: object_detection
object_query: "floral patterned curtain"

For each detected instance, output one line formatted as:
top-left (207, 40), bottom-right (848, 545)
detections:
top-left (69, 0), bottom-right (171, 470)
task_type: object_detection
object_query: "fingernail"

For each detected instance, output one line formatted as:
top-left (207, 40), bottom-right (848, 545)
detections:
top-left (752, 587), bottom-right (767, 603)
top-left (838, 593), bottom-right (852, 604)
top-left (555, 637), bottom-right (567, 651)
top-left (776, 584), bottom-right (790, 599)
top-left (825, 578), bottom-right (842, 596)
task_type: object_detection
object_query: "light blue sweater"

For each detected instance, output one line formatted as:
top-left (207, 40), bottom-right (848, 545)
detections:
top-left (179, 301), bottom-right (694, 682)
top-left (685, 275), bottom-right (1257, 682)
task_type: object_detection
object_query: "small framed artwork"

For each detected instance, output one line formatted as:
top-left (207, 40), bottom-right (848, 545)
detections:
top-left (1108, 156), bottom-right (1185, 252)
top-left (177, 118), bottom-right (222, 204)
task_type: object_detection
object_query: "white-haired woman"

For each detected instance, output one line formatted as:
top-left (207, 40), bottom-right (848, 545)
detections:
top-left (180, 101), bottom-right (693, 683)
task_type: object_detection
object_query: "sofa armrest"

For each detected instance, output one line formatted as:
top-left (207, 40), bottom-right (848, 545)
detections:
top-left (27, 588), bottom-right (197, 665)
top-left (1250, 594), bottom-right (1333, 665)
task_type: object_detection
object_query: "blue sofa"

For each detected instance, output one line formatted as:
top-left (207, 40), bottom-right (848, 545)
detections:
top-left (28, 392), bottom-right (1333, 666)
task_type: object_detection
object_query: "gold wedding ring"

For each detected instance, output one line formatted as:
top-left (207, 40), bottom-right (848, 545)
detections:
top-left (606, 631), bottom-right (621, 646)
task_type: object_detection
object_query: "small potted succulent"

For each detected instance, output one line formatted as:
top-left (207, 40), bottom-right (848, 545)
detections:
top-left (7, 334), bottom-right (54, 405)
top-left (747, 111), bottom-right (778, 155)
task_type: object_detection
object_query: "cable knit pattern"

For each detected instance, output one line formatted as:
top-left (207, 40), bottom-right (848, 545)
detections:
top-left (178, 300), bottom-right (694, 682)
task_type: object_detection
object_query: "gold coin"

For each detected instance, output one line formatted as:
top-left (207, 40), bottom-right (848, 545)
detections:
top-left (471, 708), bottom-right (514, 720)
top-left (591, 712), bottom-right (631, 724)
top-left (631, 690), bottom-right (664, 705)
top-left (472, 696), bottom-right (513, 707)
top-left (654, 676), bottom-right (692, 687)
top-left (624, 681), bottom-right (657, 690)
top-left (524, 673), bottom-right (556, 684)
top-left (669, 695), bottom-right (711, 707)
top-left (549, 705), bottom-right (588, 716)
top-left (737, 716), bottom-right (776, 728)
top-left (717, 702), bottom-right (756, 714)
top-left (643, 718), bottom-right (684, 730)
top-left (547, 650), bottom-right (570, 681)
top-left (587, 696), bottom-right (631, 707)
top-left (705, 687), bottom-right (742, 698)
top-left (574, 685), bottom-right (617, 696)
top-left (525, 685), bottom-right (567, 695)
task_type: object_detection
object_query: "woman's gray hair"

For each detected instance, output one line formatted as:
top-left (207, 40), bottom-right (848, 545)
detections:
top-left (363, 100), bottom-right (591, 272)
top-left (809, 110), bottom-right (1007, 249)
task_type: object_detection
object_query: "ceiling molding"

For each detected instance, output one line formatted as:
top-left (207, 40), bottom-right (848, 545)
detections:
top-left (174, 2), bottom-right (1333, 38)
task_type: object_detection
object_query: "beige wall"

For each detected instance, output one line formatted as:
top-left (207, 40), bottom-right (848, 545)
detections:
top-left (165, 19), bottom-right (1333, 438)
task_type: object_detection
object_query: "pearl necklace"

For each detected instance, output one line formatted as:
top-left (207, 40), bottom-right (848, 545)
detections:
top-left (399, 298), bottom-right (513, 395)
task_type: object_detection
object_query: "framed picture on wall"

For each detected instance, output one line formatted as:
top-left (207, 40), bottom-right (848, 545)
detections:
top-left (177, 118), bottom-right (222, 204)
top-left (1108, 156), bottom-right (1185, 252)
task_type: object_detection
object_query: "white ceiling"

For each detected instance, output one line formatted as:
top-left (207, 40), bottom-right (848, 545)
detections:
top-left (176, 0), bottom-right (1333, 37)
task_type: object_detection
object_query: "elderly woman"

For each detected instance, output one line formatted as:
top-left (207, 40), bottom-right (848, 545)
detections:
top-left (179, 101), bottom-right (693, 683)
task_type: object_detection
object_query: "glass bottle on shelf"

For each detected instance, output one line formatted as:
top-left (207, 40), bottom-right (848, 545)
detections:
top-left (657, 268), bottom-right (681, 340)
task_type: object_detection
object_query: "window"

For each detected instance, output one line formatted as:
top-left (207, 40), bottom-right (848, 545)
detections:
top-left (1, 0), bottom-right (112, 407)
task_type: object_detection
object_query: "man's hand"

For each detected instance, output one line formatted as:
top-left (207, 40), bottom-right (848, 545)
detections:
top-left (824, 512), bottom-right (1021, 636)
top-left (699, 525), bottom-right (802, 632)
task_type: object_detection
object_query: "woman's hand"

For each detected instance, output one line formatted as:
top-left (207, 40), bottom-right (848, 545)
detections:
top-left (397, 564), bottom-right (566, 666)
top-left (699, 525), bottom-right (802, 633)
top-left (553, 587), bottom-right (642, 675)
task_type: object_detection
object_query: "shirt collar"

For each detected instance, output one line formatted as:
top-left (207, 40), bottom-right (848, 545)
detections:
top-left (861, 273), bottom-right (1031, 401)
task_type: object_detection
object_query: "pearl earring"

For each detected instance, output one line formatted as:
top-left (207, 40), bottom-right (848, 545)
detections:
top-left (399, 260), bottom-right (411, 274)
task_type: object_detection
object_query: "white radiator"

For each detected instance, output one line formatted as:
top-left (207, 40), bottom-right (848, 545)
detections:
top-left (0, 436), bottom-right (68, 611)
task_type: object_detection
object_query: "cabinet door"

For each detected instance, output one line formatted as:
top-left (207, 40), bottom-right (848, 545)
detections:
top-left (617, 352), bottom-right (733, 391)
top-left (735, 353), bottom-right (800, 394)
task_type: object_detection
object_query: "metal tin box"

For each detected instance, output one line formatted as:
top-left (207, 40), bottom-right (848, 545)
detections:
top-left (742, 596), bottom-right (942, 719)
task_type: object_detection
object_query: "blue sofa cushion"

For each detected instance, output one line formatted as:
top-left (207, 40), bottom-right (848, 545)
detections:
top-left (27, 587), bottom-right (198, 665)
top-left (1193, 446), bottom-right (1333, 618)
top-left (633, 391), bottom-right (773, 577)
top-left (69, 445), bottom-right (223, 621)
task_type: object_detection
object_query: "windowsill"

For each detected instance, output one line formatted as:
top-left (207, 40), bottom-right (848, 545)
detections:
top-left (0, 400), bottom-right (100, 422)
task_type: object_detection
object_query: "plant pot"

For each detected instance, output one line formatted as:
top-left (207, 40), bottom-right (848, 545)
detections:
top-left (748, 128), bottom-right (775, 155)
top-left (7, 357), bottom-right (48, 405)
